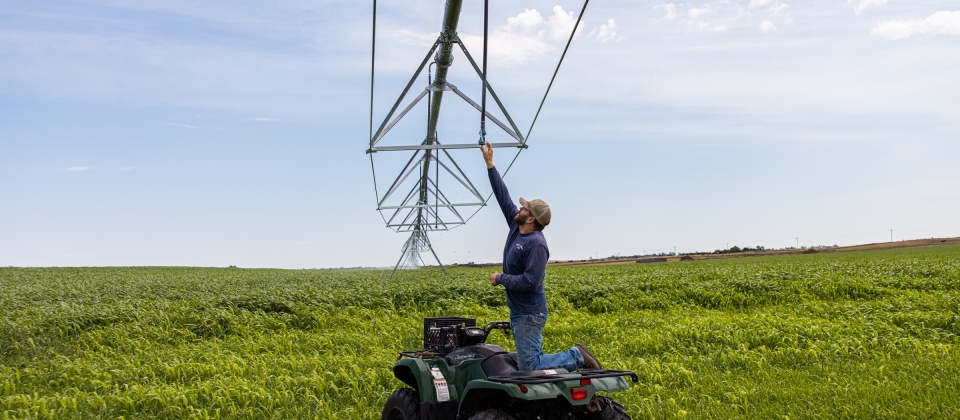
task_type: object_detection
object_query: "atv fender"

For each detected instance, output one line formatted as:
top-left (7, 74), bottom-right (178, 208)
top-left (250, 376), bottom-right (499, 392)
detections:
top-left (393, 358), bottom-right (459, 404)
top-left (459, 374), bottom-right (630, 413)
top-left (590, 375), bottom-right (632, 393)
top-left (458, 380), bottom-right (570, 409)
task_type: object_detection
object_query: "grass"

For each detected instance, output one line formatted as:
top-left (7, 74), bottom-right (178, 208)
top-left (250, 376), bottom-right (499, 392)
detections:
top-left (1, 246), bottom-right (958, 419)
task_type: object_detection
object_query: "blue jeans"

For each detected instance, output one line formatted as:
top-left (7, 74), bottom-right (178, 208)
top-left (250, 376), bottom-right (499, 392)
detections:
top-left (510, 312), bottom-right (583, 372)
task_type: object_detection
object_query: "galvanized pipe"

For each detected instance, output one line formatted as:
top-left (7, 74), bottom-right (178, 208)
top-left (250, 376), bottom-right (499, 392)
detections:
top-left (427, 0), bottom-right (464, 140)
top-left (418, 0), bottom-right (464, 230)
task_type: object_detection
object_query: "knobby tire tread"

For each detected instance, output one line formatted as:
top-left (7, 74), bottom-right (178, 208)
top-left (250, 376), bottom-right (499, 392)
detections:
top-left (467, 408), bottom-right (517, 420)
top-left (382, 388), bottom-right (421, 420)
top-left (597, 396), bottom-right (631, 420)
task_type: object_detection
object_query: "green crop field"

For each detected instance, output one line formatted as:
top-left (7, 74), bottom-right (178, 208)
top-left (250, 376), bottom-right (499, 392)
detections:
top-left (2, 246), bottom-right (959, 419)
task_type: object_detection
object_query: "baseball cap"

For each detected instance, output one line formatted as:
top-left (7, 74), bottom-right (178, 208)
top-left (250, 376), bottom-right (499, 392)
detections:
top-left (519, 197), bottom-right (551, 226)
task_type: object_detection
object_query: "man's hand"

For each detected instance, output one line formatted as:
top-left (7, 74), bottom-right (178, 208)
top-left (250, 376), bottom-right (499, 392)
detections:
top-left (481, 141), bottom-right (494, 169)
top-left (489, 273), bottom-right (498, 286)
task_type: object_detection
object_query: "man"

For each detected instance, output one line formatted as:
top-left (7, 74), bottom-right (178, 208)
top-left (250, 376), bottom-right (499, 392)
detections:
top-left (480, 141), bottom-right (602, 371)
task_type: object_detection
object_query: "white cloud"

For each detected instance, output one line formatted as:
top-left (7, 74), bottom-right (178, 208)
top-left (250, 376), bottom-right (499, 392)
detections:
top-left (58, 166), bottom-right (95, 172)
top-left (119, 166), bottom-right (136, 171)
top-left (749, 0), bottom-right (789, 14)
top-left (505, 9), bottom-right (543, 32)
top-left (458, 6), bottom-right (590, 65)
top-left (760, 20), bottom-right (778, 33)
top-left (460, 33), bottom-right (550, 66)
top-left (246, 117), bottom-right (279, 121)
top-left (591, 19), bottom-right (622, 43)
top-left (460, 13), bottom-right (547, 65)
top-left (167, 122), bottom-right (198, 128)
top-left (541, 5), bottom-right (582, 41)
top-left (390, 5), bottom-right (593, 67)
top-left (654, 3), bottom-right (678, 20)
top-left (872, 11), bottom-right (960, 40)
top-left (852, 0), bottom-right (887, 15)
top-left (712, 25), bottom-right (728, 32)
top-left (689, 6), bottom-right (710, 19)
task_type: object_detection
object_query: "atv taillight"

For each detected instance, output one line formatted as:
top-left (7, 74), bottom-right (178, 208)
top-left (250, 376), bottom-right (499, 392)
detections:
top-left (580, 379), bottom-right (591, 386)
top-left (571, 387), bottom-right (588, 400)
top-left (519, 384), bottom-right (528, 394)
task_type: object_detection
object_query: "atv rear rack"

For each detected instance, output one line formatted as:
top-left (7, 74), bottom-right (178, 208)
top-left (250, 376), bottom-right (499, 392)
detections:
top-left (486, 369), bottom-right (639, 385)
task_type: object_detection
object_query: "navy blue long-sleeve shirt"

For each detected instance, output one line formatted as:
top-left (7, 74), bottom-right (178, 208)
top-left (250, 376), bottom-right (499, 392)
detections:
top-left (488, 167), bottom-right (549, 315)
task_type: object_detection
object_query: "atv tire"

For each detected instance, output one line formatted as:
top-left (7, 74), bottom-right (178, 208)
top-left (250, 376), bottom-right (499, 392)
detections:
top-left (382, 388), bottom-right (421, 420)
top-left (584, 396), bottom-right (631, 420)
top-left (467, 409), bottom-right (517, 420)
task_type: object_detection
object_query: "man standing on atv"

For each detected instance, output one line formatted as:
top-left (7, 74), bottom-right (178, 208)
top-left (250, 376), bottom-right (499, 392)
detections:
top-left (480, 141), bottom-right (602, 372)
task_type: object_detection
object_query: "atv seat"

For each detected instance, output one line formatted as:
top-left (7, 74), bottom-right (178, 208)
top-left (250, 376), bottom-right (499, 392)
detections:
top-left (481, 353), bottom-right (519, 377)
top-left (445, 344), bottom-right (508, 366)
top-left (480, 353), bottom-right (570, 377)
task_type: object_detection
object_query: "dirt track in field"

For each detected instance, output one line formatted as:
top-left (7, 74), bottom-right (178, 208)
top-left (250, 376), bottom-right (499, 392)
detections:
top-left (545, 237), bottom-right (960, 267)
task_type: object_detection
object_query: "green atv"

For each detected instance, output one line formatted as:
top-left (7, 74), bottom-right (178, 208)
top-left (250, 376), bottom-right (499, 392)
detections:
top-left (382, 317), bottom-right (637, 420)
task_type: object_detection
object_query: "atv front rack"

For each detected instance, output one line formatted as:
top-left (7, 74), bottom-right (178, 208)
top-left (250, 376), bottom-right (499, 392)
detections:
top-left (486, 369), bottom-right (639, 385)
top-left (398, 349), bottom-right (444, 360)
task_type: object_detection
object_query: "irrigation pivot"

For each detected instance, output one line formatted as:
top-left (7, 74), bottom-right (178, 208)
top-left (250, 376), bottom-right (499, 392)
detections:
top-left (367, 0), bottom-right (588, 276)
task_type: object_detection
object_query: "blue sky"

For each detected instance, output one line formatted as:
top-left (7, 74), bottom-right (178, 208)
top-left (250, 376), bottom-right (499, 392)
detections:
top-left (2, 0), bottom-right (958, 268)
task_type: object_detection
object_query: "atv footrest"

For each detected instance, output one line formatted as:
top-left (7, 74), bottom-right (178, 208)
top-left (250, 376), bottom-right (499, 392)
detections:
top-left (485, 369), bottom-right (639, 384)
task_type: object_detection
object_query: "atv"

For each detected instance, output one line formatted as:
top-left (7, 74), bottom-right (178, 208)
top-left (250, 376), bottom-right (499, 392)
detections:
top-left (382, 317), bottom-right (637, 420)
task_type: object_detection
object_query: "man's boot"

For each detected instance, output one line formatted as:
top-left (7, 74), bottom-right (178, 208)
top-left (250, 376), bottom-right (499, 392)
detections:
top-left (575, 343), bottom-right (602, 370)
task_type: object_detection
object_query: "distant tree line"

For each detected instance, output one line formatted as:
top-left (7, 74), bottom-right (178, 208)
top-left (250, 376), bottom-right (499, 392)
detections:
top-left (601, 243), bottom-right (842, 260)
top-left (713, 245), bottom-right (766, 254)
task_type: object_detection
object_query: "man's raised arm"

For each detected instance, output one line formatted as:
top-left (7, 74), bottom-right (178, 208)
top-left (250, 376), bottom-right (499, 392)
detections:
top-left (481, 142), bottom-right (518, 224)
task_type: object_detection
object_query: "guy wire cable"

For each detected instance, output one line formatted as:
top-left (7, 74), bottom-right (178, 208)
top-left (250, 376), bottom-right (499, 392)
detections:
top-left (369, 0), bottom-right (376, 148)
top-left (369, 0), bottom-right (388, 226)
top-left (479, 0), bottom-right (489, 144)
top-left (462, 0), bottom-right (590, 225)
top-left (525, 0), bottom-right (589, 142)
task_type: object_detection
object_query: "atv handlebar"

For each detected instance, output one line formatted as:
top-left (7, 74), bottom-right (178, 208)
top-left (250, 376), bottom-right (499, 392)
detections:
top-left (403, 321), bottom-right (512, 359)
top-left (483, 321), bottom-right (511, 337)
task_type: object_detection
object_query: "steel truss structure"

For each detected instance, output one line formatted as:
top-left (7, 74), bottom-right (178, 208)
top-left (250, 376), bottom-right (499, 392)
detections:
top-left (369, 0), bottom-right (525, 275)
top-left (368, 0), bottom-right (588, 275)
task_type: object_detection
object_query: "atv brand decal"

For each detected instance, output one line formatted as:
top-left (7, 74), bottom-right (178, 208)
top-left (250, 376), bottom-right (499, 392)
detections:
top-left (542, 369), bottom-right (557, 375)
top-left (431, 368), bottom-right (450, 402)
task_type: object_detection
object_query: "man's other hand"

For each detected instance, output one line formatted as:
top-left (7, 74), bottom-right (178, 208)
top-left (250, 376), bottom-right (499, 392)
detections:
top-left (489, 273), bottom-right (498, 286)
top-left (481, 141), bottom-right (494, 169)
